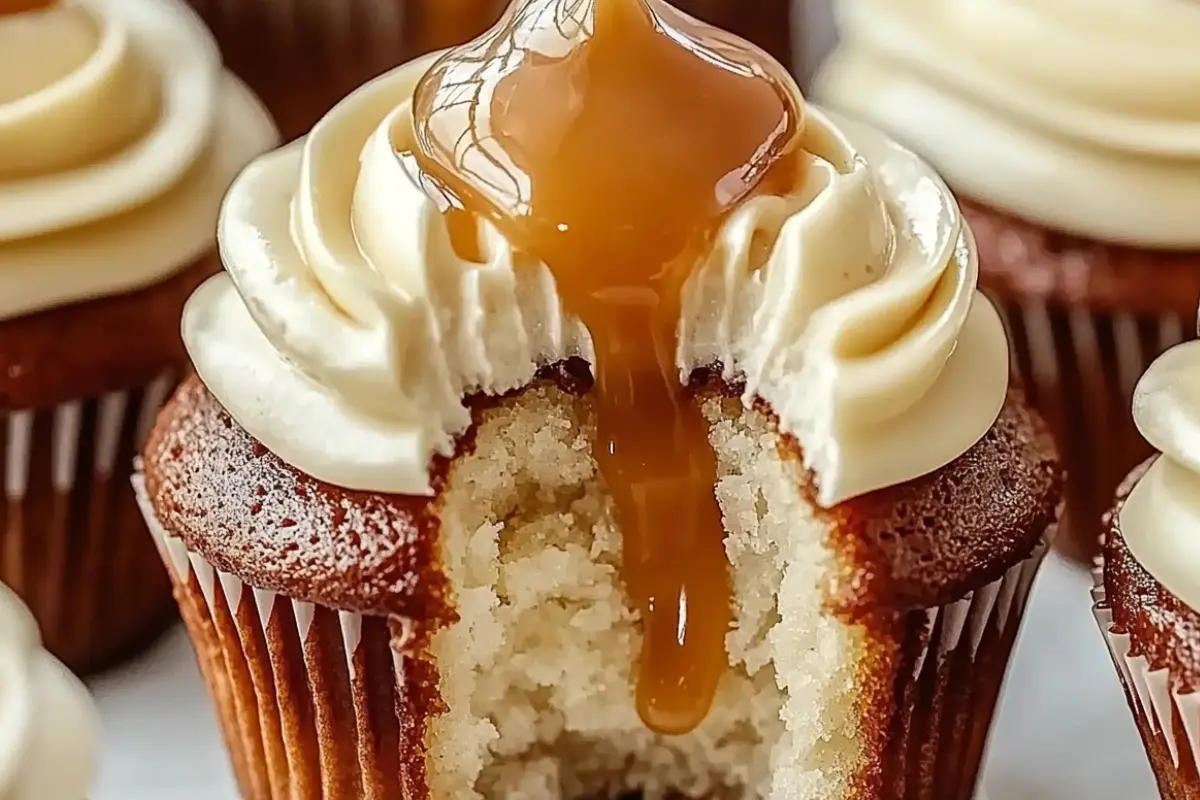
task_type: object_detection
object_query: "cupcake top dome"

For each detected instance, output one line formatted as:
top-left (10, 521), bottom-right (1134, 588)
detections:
top-left (0, 0), bottom-right (277, 321)
top-left (187, 0), bottom-right (1008, 509)
top-left (0, 584), bottom-right (98, 799)
top-left (1122, 333), bottom-right (1200, 610)
top-left (815, 0), bottom-right (1200, 248)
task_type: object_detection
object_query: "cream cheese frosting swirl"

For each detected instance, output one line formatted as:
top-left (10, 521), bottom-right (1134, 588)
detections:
top-left (1121, 338), bottom-right (1200, 610)
top-left (0, 585), bottom-right (98, 800)
top-left (815, 0), bottom-right (1200, 249)
top-left (188, 53), bottom-right (1008, 507)
top-left (0, 0), bottom-right (279, 322)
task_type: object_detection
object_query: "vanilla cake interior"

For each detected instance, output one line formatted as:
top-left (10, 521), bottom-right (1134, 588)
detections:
top-left (424, 377), bottom-right (870, 800)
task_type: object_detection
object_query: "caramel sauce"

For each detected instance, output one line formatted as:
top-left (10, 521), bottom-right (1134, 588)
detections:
top-left (0, 0), bottom-right (54, 14)
top-left (410, 0), bottom-right (803, 734)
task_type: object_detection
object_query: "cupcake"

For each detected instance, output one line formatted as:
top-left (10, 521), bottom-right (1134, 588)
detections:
top-left (182, 0), bottom-right (511, 140)
top-left (1096, 336), bottom-right (1200, 799)
top-left (0, 0), bottom-right (278, 672)
top-left (813, 0), bottom-right (1200, 565)
top-left (136, 1), bottom-right (1062, 797)
top-left (0, 582), bottom-right (99, 799)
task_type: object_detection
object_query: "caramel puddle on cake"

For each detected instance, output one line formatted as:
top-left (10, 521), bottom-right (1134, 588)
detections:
top-left (409, 0), bottom-right (803, 734)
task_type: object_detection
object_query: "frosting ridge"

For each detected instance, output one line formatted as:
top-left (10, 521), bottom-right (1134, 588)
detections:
top-left (815, 0), bottom-right (1200, 248)
top-left (0, 585), bottom-right (98, 800)
top-left (0, 0), bottom-right (279, 321)
top-left (1121, 339), bottom-right (1200, 610)
top-left (189, 54), bottom-right (1008, 507)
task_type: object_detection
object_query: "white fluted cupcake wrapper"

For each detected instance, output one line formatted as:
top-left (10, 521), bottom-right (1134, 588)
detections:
top-left (1092, 565), bottom-right (1200, 772)
top-left (995, 299), bottom-right (1187, 563)
top-left (0, 374), bottom-right (177, 673)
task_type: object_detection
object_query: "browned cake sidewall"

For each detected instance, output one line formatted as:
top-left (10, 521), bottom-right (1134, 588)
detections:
top-left (1099, 460), bottom-right (1200, 800)
top-left (0, 255), bottom-right (217, 673)
top-left (139, 375), bottom-right (1061, 799)
top-left (965, 198), bottom-right (1200, 567)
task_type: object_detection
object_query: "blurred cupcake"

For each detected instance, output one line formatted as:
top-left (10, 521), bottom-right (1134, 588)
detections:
top-left (1096, 335), bottom-right (1200, 799)
top-left (0, 582), bottom-right (99, 799)
top-left (182, 0), bottom-right (510, 139)
top-left (814, 0), bottom-right (1200, 565)
top-left (136, 4), bottom-right (1062, 796)
top-left (0, 0), bottom-right (278, 672)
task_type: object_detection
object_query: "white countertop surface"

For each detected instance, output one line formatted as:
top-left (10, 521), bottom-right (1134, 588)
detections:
top-left (87, 551), bottom-right (1157, 799)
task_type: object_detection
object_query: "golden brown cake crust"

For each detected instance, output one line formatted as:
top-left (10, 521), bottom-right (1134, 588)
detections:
top-left (142, 368), bottom-right (1060, 619)
top-left (0, 253), bottom-right (219, 412)
top-left (963, 197), bottom-right (1200, 316)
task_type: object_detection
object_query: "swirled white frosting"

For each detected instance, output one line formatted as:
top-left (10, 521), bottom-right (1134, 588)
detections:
top-left (0, 0), bottom-right (279, 322)
top-left (1121, 340), bottom-right (1200, 610)
top-left (814, 0), bottom-right (1200, 249)
top-left (0, 585), bottom-right (98, 800)
top-left (187, 53), bottom-right (1008, 508)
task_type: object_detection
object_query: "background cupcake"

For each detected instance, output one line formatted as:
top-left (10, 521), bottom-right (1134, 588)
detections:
top-left (0, 0), bottom-right (277, 672)
top-left (1096, 338), bottom-right (1200, 799)
top-left (182, 0), bottom-right (509, 139)
top-left (814, 0), bottom-right (1200, 565)
top-left (183, 0), bottom-right (816, 141)
top-left (136, 25), bottom-right (1061, 798)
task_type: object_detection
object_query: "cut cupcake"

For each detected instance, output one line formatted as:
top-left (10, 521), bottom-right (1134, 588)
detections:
top-left (813, 0), bottom-right (1200, 565)
top-left (0, 0), bottom-right (278, 672)
top-left (1096, 336), bottom-right (1200, 800)
top-left (136, 1), bottom-right (1062, 798)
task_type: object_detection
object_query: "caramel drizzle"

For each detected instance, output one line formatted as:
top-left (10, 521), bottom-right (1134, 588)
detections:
top-left (410, 0), bottom-right (802, 734)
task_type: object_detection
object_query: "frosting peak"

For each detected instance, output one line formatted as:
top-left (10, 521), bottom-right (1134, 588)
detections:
top-left (816, 0), bottom-right (1200, 248)
top-left (0, 1), bottom-right (158, 177)
top-left (1121, 339), bottom-right (1200, 611)
top-left (0, 0), bottom-right (278, 323)
top-left (189, 52), bottom-right (1007, 509)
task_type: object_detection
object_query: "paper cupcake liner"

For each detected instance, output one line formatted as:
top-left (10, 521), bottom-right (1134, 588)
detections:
top-left (136, 467), bottom-right (1044, 799)
top-left (185, 0), bottom-right (507, 139)
top-left (878, 537), bottom-right (1046, 800)
top-left (1093, 565), bottom-right (1200, 794)
top-left (0, 374), bottom-right (178, 674)
top-left (996, 299), bottom-right (1187, 565)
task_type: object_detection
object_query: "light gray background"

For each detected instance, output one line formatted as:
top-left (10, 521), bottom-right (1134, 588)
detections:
top-left (90, 554), bottom-right (1157, 799)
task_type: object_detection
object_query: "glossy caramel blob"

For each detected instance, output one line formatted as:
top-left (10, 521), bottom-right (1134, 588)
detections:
top-left (0, 0), bottom-right (54, 14)
top-left (411, 0), bottom-right (802, 734)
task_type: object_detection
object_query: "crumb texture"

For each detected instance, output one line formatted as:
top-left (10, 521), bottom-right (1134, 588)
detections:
top-left (424, 385), bottom-right (866, 800)
top-left (143, 376), bottom-right (1061, 799)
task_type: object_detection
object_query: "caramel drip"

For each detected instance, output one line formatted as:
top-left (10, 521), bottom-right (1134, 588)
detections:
top-left (410, 0), bottom-right (802, 734)
top-left (0, 0), bottom-right (53, 14)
